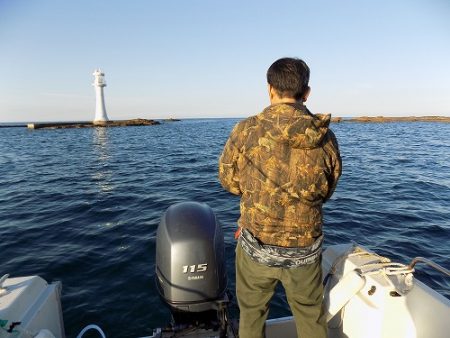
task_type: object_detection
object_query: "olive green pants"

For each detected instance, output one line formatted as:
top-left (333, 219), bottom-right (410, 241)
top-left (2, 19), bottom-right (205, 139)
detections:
top-left (236, 244), bottom-right (327, 338)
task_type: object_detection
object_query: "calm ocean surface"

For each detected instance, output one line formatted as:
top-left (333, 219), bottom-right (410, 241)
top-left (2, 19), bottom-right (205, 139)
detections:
top-left (1, 119), bottom-right (449, 337)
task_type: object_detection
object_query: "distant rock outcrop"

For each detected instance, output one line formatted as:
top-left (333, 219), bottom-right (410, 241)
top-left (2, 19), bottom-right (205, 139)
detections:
top-left (331, 116), bottom-right (450, 123)
top-left (331, 117), bottom-right (343, 123)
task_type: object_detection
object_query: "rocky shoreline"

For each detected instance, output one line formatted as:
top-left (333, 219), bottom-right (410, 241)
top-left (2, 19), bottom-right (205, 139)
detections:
top-left (331, 116), bottom-right (450, 123)
top-left (27, 118), bottom-right (160, 129)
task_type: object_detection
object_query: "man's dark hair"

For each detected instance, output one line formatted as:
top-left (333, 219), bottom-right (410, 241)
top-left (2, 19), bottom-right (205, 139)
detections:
top-left (266, 58), bottom-right (310, 100)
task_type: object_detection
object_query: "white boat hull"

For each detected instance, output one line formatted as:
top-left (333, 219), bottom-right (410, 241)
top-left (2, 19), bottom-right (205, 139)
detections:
top-left (1, 244), bottom-right (449, 338)
top-left (265, 244), bottom-right (450, 338)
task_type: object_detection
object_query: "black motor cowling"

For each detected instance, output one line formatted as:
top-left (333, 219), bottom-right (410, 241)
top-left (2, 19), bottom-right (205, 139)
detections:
top-left (156, 201), bottom-right (228, 313)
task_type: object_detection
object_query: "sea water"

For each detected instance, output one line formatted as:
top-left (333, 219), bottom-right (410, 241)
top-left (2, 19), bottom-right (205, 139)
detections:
top-left (0, 119), bottom-right (449, 337)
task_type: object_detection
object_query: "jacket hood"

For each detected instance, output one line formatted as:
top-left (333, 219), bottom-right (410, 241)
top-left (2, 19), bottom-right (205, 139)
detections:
top-left (257, 103), bottom-right (331, 149)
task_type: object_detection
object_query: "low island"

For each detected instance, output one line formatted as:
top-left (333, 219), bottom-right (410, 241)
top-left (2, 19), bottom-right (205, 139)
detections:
top-left (27, 118), bottom-right (160, 130)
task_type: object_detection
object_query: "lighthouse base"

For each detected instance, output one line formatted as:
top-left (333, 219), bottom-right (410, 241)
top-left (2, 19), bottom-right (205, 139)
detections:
top-left (93, 120), bottom-right (108, 126)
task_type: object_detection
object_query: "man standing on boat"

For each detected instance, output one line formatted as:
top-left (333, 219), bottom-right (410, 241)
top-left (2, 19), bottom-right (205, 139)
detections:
top-left (219, 57), bottom-right (342, 338)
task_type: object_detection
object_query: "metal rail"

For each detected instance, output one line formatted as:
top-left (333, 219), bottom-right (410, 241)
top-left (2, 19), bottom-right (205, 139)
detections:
top-left (408, 257), bottom-right (450, 277)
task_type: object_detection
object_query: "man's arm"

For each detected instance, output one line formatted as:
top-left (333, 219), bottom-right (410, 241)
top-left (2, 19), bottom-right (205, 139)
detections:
top-left (323, 130), bottom-right (342, 202)
top-left (218, 124), bottom-right (243, 196)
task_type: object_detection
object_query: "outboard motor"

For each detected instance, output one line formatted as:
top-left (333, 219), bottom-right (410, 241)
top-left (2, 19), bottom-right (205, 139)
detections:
top-left (155, 202), bottom-right (234, 337)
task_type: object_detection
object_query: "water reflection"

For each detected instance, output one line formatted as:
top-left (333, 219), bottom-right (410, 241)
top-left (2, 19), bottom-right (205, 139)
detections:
top-left (92, 127), bottom-right (114, 193)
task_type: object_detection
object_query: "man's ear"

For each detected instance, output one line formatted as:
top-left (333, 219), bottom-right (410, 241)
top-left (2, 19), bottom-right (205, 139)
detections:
top-left (268, 84), bottom-right (277, 102)
top-left (302, 86), bottom-right (311, 102)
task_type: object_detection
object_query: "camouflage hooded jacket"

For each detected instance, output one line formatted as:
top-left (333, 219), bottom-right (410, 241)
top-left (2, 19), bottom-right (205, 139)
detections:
top-left (219, 102), bottom-right (342, 247)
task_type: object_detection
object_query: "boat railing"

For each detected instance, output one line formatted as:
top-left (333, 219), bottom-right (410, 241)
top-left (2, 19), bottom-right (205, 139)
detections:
top-left (408, 257), bottom-right (450, 277)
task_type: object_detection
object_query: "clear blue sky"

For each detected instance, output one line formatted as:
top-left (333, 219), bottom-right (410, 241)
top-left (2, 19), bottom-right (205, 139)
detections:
top-left (1, 0), bottom-right (449, 122)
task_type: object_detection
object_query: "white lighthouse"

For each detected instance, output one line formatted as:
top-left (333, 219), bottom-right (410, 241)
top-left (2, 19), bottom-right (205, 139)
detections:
top-left (93, 69), bottom-right (109, 124)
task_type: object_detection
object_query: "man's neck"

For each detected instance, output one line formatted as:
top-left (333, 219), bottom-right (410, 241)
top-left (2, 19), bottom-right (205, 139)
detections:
top-left (270, 97), bottom-right (298, 105)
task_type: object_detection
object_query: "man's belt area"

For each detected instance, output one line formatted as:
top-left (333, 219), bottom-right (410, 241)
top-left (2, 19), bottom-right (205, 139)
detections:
top-left (239, 228), bottom-right (323, 268)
